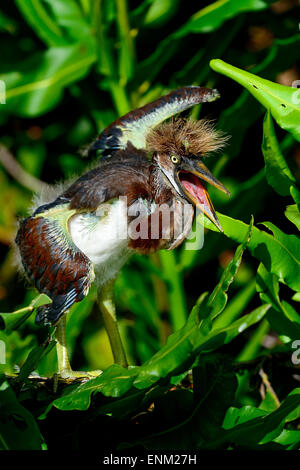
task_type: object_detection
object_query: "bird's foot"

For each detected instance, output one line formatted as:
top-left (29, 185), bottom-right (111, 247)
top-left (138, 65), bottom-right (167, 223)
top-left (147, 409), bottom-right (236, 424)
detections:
top-left (56, 368), bottom-right (102, 383)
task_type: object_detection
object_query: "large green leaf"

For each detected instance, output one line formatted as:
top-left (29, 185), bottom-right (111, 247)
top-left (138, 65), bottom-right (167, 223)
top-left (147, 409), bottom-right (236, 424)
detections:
top-left (204, 213), bottom-right (300, 292)
top-left (44, 301), bottom-right (268, 413)
top-left (131, 357), bottom-right (238, 450)
top-left (1, 40), bottom-right (96, 116)
top-left (210, 59), bottom-right (300, 142)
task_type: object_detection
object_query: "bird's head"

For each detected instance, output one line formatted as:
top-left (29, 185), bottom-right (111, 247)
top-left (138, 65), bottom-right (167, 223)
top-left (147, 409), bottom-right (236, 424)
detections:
top-left (148, 118), bottom-right (229, 231)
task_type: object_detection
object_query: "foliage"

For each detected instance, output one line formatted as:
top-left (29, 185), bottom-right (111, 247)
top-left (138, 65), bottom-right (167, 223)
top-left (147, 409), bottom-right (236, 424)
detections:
top-left (0, 0), bottom-right (300, 451)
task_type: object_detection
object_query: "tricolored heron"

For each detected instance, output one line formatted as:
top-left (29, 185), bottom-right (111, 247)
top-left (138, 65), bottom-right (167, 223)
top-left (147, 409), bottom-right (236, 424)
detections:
top-left (16, 86), bottom-right (229, 379)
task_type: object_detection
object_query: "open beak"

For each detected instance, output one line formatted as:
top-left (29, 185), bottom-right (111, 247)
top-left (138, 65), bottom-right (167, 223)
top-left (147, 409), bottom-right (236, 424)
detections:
top-left (177, 158), bottom-right (230, 232)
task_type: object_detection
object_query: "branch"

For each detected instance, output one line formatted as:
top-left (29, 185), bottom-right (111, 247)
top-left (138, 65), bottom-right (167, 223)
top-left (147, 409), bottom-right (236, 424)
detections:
top-left (0, 144), bottom-right (47, 193)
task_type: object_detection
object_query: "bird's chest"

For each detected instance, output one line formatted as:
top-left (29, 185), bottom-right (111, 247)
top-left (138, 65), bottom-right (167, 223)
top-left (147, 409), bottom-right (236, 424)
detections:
top-left (69, 199), bottom-right (131, 284)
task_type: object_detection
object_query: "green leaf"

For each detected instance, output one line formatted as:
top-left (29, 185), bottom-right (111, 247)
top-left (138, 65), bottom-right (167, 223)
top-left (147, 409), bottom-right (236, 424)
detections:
top-left (15, 0), bottom-right (67, 47)
top-left (285, 204), bottom-right (300, 231)
top-left (256, 263), bottom-right (300, 340)
top-left (212, 280), bottom-right (256, 329)
top-left (143, 0), bottom-right (179, 27)
top-left (212, 391), bottom-right (300, 448)
top-left (135, 357), bottom-right (238, 450)
top-left (175, 0), bottom-right (268, 36)
top-left (43, 0), bottom-right (91, 41)
top-left (0, 294), bottom-right (50, 334)
top-left (210, 59), bottom-right (300, 142)
top-left (204, 213), bottom-right (300, 292)
top-left (16, 0), bottom-right (91, 46)
top-left (262, 111), bottom-right (296, 196)
top-left (16, 340), bottom-right (56, 383)
top-left (44, 301), bottom-right (268, 415)
top-left (217, 35), bottom-right (300, 161)
top-left (285, 388), bottom-right (300, 423)
top-left (116, 0), bottom-right (135, 84)
top-left (51, 364), bottom-right (138, 412)
top-left (159, 250), bottom-right (187, 331)
top-left (291, 186), bottom-right (300, 204)
top-left (1, 40), bottom-right (96, 116)
top-left (273, 429), bottom-right (300, 450)
top-left (0, 379), bottom-right (44, 450)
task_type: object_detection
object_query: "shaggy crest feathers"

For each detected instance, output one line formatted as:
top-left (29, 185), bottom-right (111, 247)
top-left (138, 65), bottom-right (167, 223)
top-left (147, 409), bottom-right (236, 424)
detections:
top-left (146, 118), bottom-right (229, 157)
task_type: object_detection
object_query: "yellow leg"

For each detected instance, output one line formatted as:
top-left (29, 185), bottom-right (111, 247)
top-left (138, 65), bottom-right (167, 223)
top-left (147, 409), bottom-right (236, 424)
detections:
top-left (98, 279), bottom-right (128, 368)
top-left (55, 315), bottom-right (101, 380)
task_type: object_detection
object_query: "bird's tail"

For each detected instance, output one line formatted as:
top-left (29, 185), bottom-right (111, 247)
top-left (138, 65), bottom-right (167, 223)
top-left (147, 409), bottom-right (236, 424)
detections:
top-left (35, 288), bottom-right (83, 326)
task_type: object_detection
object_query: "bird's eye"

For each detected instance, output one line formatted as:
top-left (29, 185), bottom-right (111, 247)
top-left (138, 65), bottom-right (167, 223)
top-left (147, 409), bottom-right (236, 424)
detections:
top-left (170, 155), bottom-right (179, 164)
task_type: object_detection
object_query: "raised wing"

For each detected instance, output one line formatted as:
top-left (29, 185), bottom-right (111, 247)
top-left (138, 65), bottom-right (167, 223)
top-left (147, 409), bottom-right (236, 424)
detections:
top-left (89, 86), bottom-right (220, 156)
top-left (60, 146), bottom-right (152, 210)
